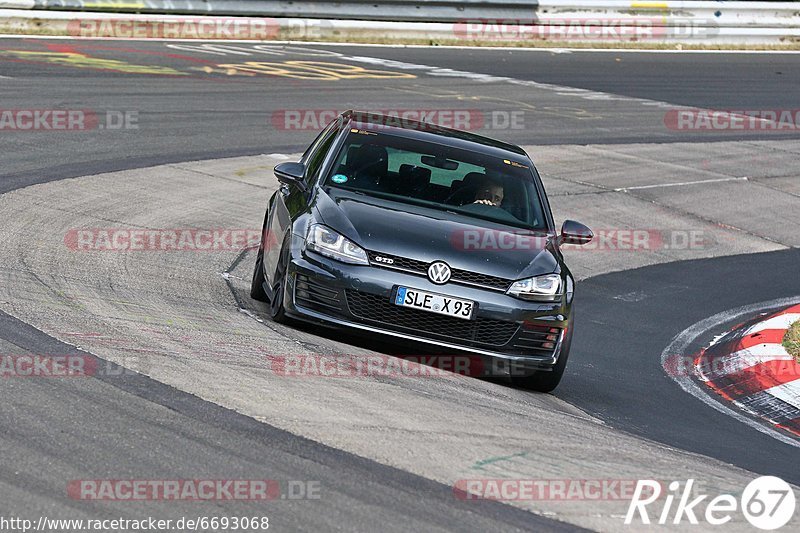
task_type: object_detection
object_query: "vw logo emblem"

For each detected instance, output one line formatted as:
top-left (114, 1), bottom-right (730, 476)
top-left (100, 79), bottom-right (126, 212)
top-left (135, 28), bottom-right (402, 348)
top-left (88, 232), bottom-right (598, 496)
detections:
top-left (427, 261), bottom-right (451, 284)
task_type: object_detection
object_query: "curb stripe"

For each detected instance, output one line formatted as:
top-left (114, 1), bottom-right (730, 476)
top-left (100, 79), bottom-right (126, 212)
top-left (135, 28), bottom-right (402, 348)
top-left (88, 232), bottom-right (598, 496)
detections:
top-left (705, 360), bottom-right (800, 401)
top-left (735, 391), bottom-right (800, 426)
top-left (764, 380), bottom-right (800, 410)
top-left (661, 296), bottom-right (800, 449)
top-left (747, 313), bottom-right (800, 335)
top-left (736, 329), bottom-right (788, 351)
top-left (702, 329), bottom-right (787, 362)
top-left (698, 343), bottom-right (792, 380)
top-left (766, 303), bottom-right (800, 317)
top-left (693, 302), bottom-right (800, 440)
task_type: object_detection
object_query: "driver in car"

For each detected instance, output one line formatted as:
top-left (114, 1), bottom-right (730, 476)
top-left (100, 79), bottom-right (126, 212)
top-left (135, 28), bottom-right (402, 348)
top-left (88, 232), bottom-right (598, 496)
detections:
top-left (472, 179), bottom-right (504, 207)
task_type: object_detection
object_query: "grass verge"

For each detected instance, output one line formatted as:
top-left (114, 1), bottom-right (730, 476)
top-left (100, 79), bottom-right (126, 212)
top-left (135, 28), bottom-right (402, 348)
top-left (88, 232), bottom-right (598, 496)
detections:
top-left (783, 320), bottom-right (800, 363)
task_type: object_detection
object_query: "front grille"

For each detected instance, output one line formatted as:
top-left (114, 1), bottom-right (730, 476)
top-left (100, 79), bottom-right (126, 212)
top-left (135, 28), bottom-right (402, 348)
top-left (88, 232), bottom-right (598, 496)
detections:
top-left (295, 274), bottom-right (344, 313)
top-left (371, 253), bottom-right (428, 273)
top-left (512, 324), bottom-right (561, 357)
top-left (367, 251), bottom-right (511, 291)
top-left (450, 268), bottom-right (510, 290)
top-left (345, 290), bottom-right (519, 347)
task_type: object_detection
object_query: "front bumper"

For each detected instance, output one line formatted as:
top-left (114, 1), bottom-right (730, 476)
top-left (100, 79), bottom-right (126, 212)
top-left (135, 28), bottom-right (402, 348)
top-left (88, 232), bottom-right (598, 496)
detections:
top-left (283, 238), bottom-right (572, 372)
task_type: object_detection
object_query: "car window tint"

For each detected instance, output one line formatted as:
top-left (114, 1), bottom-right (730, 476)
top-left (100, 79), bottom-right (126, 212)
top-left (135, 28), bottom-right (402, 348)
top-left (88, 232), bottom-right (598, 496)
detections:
top-left (323, 131), bottom-right (546, 231)
top-left (304, 122), bottom-right (338, 182)
top-left (385, 148), bottom-right (484, 187)
top-left (301, 119), bottom-right (336, 162)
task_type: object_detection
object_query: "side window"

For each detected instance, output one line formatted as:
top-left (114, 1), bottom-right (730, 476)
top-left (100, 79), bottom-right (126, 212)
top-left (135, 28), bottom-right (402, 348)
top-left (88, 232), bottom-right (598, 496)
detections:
top-left (301, 119), bottom-right (334, 160)
top-left (303, 122), bottom-right (338, 183)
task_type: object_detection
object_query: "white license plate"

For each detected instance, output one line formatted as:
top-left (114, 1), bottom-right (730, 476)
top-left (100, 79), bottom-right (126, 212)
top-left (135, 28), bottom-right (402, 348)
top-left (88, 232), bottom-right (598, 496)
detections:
top-left (394, 287), bottom-right (475, 320)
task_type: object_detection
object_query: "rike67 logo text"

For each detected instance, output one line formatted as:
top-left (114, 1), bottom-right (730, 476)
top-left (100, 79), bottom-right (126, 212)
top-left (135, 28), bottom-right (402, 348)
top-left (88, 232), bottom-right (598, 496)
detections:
top-left (626, 477), bottom-right (796, 530)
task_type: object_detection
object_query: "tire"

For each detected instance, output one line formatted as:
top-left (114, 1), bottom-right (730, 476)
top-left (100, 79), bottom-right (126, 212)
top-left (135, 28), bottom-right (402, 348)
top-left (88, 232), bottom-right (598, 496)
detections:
top-left (250, 244), bottom-right (268, 301)
top-left (510, 324), bottom-right (573, 393)
top-left (268, 240), bottom-right (290, 324)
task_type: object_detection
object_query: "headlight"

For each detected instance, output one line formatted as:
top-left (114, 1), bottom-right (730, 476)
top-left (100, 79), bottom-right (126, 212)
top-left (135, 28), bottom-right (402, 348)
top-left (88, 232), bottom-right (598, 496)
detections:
top-left (506, 273), bottom-right (562, 301)
top-left (306, 224), bottom-right (369, 265)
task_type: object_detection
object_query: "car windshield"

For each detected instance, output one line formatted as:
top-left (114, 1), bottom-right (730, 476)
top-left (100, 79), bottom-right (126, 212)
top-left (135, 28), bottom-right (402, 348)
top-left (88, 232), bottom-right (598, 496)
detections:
top-left (322, 130), bottom-right (547, 230)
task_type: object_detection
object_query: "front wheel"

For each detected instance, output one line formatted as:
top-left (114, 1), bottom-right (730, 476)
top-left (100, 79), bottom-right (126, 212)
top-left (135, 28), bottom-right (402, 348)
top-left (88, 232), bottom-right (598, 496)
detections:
top-left (268, 242), bottom-right (290, 324)
top-left (510, 325), bottom-right (573, 393)
top-left (250, 245), bottom-right (268, 301)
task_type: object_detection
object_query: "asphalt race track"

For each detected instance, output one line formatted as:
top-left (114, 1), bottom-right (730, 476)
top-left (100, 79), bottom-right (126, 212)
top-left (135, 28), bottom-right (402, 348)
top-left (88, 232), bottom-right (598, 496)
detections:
top-left (1, 38), bottom-right (799, 531)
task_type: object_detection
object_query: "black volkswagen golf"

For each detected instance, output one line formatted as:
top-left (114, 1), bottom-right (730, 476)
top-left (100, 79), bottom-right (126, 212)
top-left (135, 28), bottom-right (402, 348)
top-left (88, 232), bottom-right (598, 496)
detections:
top-left (252, 111), bottom-right (593, 391)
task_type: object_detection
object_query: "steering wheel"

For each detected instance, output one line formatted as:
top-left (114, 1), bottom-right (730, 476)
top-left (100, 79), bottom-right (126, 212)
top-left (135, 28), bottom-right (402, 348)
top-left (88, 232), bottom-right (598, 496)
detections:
top-left (461, 201), bottom-right (507, 214)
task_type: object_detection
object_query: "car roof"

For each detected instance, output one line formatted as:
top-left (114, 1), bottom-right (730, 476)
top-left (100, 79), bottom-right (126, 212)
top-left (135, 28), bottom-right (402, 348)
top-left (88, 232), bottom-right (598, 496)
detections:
top-left (338, 110), bottom-right (532, 164)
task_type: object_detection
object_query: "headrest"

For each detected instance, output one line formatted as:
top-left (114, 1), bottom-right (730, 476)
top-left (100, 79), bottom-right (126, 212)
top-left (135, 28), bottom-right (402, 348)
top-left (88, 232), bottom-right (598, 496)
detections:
top-left (462, 172), bottom-right (487, 189)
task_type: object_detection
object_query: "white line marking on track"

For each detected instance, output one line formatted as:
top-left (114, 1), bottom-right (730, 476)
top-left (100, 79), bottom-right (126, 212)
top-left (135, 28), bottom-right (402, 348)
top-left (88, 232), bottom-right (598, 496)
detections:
top-left (291, 42), bottom-right (800, 55)
top-left (167, 44), bottom-right (253, 56)
top-left (3, 35), bottom-right (800, 54)
top-left (2, 35), bottom-right (778, 114)
top-left (342, 54), bottom-right (681, 110)
top-left (614, 176), bottom-right (749, 192)
top-left (661, 296), bottom-right (800, 449)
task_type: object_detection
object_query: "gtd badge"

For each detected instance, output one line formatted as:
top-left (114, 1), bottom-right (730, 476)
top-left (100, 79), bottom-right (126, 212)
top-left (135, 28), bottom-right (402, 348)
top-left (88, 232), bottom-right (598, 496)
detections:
top-left (428, 261), bottom-right (452, 284)
top-left (374, 255), bottom-right (394, 265)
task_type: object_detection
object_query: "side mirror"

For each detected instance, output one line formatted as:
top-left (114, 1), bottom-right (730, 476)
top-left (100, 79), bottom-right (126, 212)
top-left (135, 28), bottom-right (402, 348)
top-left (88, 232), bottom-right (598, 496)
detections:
top-left (274, 162), bottom-right (307, 190)
top-left (559, 220), bottom-right (593, 246)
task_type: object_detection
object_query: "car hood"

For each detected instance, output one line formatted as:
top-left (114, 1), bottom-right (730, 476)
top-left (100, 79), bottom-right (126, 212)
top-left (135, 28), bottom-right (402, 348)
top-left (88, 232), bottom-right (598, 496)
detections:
top-left (313, 188), bottom-right (559, 281)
